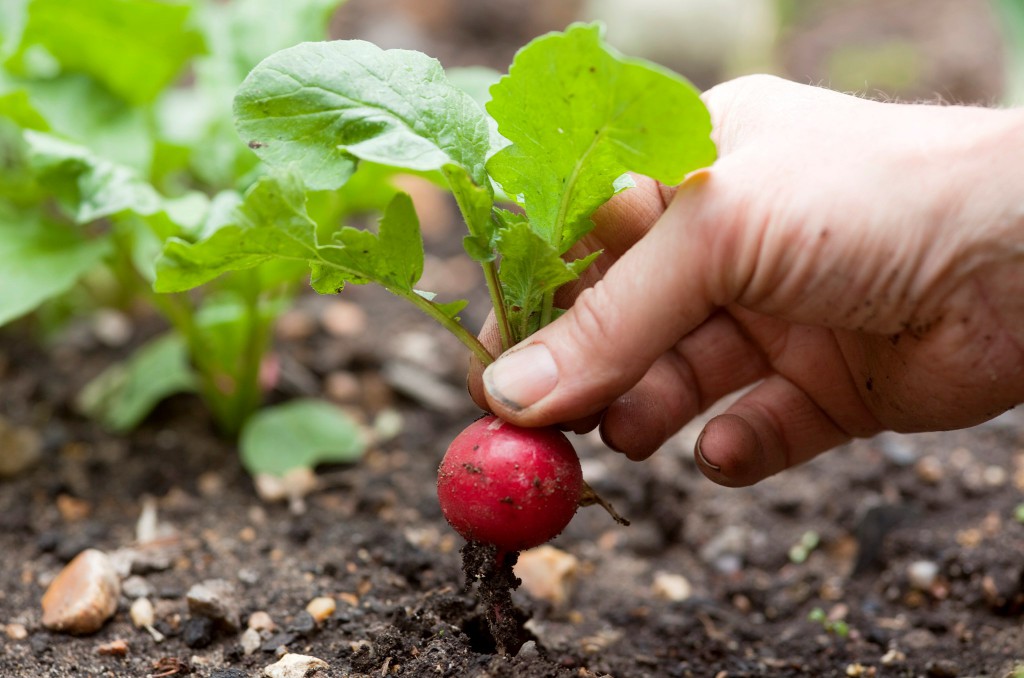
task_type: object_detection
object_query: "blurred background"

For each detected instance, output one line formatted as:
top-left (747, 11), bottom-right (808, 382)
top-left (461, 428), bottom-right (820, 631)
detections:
top-left (334, 0), bottom-right (1023, 106)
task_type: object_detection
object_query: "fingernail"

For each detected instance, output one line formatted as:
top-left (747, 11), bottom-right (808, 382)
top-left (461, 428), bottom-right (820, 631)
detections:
top-left (483, 343), bottom-right (558, 411)
top-left (694, 429), bottom-right (721, 471)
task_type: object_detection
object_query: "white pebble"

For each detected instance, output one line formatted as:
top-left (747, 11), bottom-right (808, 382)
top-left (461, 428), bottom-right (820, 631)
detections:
top-left (907, 560), bottom-right (939, 590)
top-left (263, 653), bottom-right (329, 678)
top-left (652, 572), bottom-right (693, 602)
top-left (241, 627), bottom-right (262, 656)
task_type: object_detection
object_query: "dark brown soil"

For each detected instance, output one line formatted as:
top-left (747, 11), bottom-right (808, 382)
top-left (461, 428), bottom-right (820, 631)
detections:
top-left (2, 2), bottom-right (1021, 677)
top-left (2, 278), bottom-right (1023, 677)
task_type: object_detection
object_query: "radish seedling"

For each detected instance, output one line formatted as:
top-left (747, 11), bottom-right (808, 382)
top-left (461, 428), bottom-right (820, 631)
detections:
top-left (157, 21), bottom-right (715, 650)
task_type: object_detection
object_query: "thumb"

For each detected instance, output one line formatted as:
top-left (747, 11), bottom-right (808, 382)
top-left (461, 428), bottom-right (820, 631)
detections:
top-left (482, 170), bottom-right (737, 426)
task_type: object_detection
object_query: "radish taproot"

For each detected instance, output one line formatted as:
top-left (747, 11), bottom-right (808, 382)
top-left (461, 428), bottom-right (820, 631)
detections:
top-left (437, 416), bottom-right (582, 554)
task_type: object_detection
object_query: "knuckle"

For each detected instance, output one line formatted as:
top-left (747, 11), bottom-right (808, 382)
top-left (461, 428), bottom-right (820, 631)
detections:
top-left (564, 281), bottom-right (621, 358)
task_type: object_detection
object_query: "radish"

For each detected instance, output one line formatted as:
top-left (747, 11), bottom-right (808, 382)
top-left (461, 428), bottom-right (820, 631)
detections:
top-left (437, 415), bottom-right (583, 555)
top-left (438, 415), bottom-right (627, 654)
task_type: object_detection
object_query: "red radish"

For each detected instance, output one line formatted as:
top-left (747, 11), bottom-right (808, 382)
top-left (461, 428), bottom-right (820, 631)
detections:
top-left (437, 415), bottom-right (583, 554)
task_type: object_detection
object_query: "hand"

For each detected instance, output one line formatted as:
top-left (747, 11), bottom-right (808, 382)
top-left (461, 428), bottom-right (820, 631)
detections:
top-left (468, 74), bottom-right (1024, 487)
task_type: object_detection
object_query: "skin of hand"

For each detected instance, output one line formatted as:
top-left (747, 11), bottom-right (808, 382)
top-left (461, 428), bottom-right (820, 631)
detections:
top-left (467, 74), bottom-right (1024, 487)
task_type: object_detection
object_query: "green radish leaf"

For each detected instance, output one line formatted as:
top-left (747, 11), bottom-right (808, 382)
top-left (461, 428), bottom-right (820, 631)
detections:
top-left (197, 0), bottom-right (347, 87)
top-left (156, 173), bottom-right (447, 305)
top-left (24, 130), bottom-right (199, 226)
top-left (233, 39), bottom-right (492, 197)
top-left (239, 399), bottom-right (365, 476)
top-left (27, 130), bottom-right (161, 221)
top-left (0, 88), bottom-right (48, 130)
top-left (309, 188), bottom-right (424, 294)
top-left (0, 0), bottom-right (29, 60)
top-left (0, 207), bottom-right (110, 325)
top-left (486, 22), bottom-right (715, 254)
top-left (496, 215), bottom-right (600, 339)
top-left (7, 0), bottom-right (204, 105)
top-left (445, 167), bottom-right (496, 261)
top-left (155, 173), bottom-right (321, 292)
top-left (27, 75), bottom-right (154, 172)
top-left (76, 332), bottom-right (197, 432)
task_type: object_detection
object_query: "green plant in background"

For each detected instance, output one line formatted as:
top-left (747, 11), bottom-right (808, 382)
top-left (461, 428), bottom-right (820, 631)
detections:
top-left (807, 607), bottom-right (850, 638)
top-left (993, 0), bottom-right (1024, 105)
top-left (0, 0), bottom-right (371, 474)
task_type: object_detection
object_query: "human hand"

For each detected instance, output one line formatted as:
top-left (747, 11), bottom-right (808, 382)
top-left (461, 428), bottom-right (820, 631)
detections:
top-left (468, 74), bottom-right (1024, 487)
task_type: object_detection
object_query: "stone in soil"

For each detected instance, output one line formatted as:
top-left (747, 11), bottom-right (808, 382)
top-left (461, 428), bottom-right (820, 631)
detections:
top-left (263, 652), bottom-right (329, 677)
top-left (95, 639), bottom-right (128, 656)
top-left (320, 300), bottom-right (367, 337)
top-left (652, 571), bottom-right (694, 602)
top-left (248, 610), bottom-right (276, 632)
top-left (186, 578), bottom-right (242, 630)
top-left (514, 545), bottom-right (579, 608)
top-left (288, 611), bottom-right (317, 636)
top-left (305, 597), bottom-right (336, 624)
top-left (41, 548), bottom-right (121, 634)
top-left (0, 415), bottom-right (42, 477)
top-left (240, 627), bottom-right (262, 655)
top-left (212, 670), bottom-right (249, 678)
top-left (182, 616), bottom-right (215, 648)
top-left (907, 560), bottom-right (940, 591)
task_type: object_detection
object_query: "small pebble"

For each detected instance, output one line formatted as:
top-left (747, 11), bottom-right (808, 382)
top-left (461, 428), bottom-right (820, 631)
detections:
top-left (926, 659), bottom-right (959, 677)
top-left (907, 561), bottom-right (940, 591)
top-left (320, 300), bottom-right (367, 337)
top-left (121, 575), bottom-right (153, 599)
top-left (263, 653), bottom-right (329, 678)
top-left (915, 456), bottom-right (944, 484)
top-left (197, 471), bottom-right (225, 498)
top-left (982, 465), bottom-right (1008, 487)
top-left (652, 572), bottom-right (693, 602)
top-left (516, 640), bottom-right (539, 660)
top-left (56, 494), bottom-right (91, 522)
top-left (0, 417), bottom-right (42, 477)
top-left (96, 639), bottom-right (128, 656)
top-left (41, 549), bottom-right (121, 634)
top-left (901, 628), bottom-right (938, 651)
top-left (238, 567), bottom-right (261, 586)
top-left (289, 611), bottom-right (317, 636)
top-left (514, 546), bottom-right (579, 608)
top-left (323, 372), bottom-right (362, 403)
top-left (212, 670), bottom-right (249, 678)
top-left (182, 616), bottom-right (215, 649)
top-left (91, 309), bottom-right (132, 347)
top-left (699, 525), bottom-right (749, 565)
top-left (261, 631), bottom-right (297, 653)
top-left (5, 623), bottom-right (28, 640)
top-left (276, 308), bottom-right (318, 341)
top-left (240, 627), bottom-right (262, 655)
top-left (130, 597), bottom-right (155, 628)
top-left (248, 611), bottom-right (276, 632)
top-left (305, 597), bottom-right (336, 624)
top-left (253, 469), bottom-right (319, 507)
top-left (880, 649), bottom-right (906, 665)
top-left (187, 579), bottom-right (241, 631)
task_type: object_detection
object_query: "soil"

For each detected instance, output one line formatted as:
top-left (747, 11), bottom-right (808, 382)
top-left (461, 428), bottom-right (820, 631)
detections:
top-left (2, 1), bottom-right (1022, 677)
